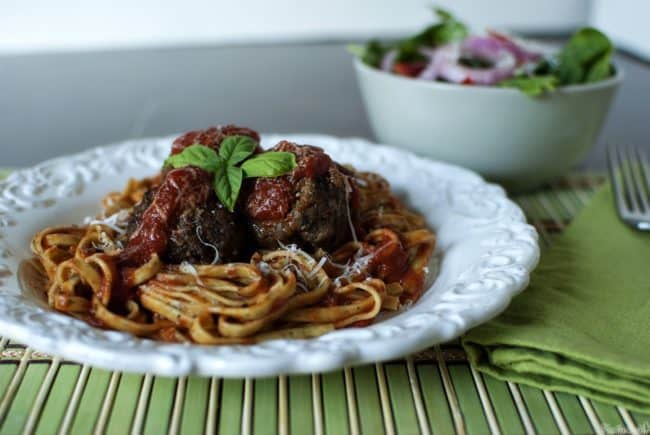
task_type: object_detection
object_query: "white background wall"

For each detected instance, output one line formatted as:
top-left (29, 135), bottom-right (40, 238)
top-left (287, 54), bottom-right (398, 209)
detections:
top-left (0, 0), bottom-right (647, 57)
top-left (592, 0), bottom-right (649, 60)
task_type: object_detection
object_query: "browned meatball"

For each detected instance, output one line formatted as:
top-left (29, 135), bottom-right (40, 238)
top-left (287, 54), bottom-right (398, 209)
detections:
top-left (243, 141), bottom-right (354, 250)
top-left (170, 124), bottom-right (261, 156)
top-left (165, 195), bottom-right (246, 264)
top-left (123, 186), bottom-right (246, 265)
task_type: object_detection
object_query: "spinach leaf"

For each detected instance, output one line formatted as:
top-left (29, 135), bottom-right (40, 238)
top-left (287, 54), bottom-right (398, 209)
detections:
top-left (347, 40), bottom-right (390, 68)
top-left (395, 39), bottom-right (427, 63)
top-left (556, 27), bottom-right (614, 85)
top-left (499, 75), bottom-right (558, 97)
top-left (412, 8), bottom-right (468, 47)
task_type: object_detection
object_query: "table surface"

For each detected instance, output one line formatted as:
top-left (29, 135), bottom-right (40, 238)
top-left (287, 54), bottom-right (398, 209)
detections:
top-left (0, 43), bottom-right (648, 169)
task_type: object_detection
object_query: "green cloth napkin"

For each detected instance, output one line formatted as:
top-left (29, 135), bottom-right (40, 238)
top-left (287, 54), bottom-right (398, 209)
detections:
top-left (463, 183), bottom-right (650, 413)
top-left (0, 170), bottom-right (10, 180)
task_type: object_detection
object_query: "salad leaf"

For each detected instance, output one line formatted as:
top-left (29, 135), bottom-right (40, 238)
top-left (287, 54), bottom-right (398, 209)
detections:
top-left (394, 8), bottom-right (467, 65)
top-left (348, 8), bottom-right (468, 68)
top-left (434, 8), bottom-right (454, 21)
top-left (346, 44), bottom-right (365, 58)
top-left (347, 40), bottom-right (389, 68)
top-left (395, 39), bottom-right (426, 63)
top-left (412, 8), bottom-right (468, 47)
top-left (499, 75), bottom-right (558, 97)
top-left (584, 51), bottom-right (614, 83)
top-left (348, 10), bottom-right (614, 98)
top-left (505, 27), bottom-right (614, 96)
top-left (555, 27), bottom-right (614, 85)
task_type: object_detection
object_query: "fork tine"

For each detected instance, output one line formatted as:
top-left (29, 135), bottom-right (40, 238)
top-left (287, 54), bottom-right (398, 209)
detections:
top-left (617, 145), bottom-right (640, 212)
top-left (634, 146), bottom-right (650, 208)
top-left (607, 145), bottom-right (629, 213)
top-left (628, 145), bottom-right (650, 212)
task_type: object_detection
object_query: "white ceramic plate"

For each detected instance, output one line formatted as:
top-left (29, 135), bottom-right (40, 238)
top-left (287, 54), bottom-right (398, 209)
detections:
top-left (0, 134), bottom-right (539, 377)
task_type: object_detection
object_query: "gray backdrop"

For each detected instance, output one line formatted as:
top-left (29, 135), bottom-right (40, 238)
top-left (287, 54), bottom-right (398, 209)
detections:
top-left (0, 43), bottom-right (647, 169)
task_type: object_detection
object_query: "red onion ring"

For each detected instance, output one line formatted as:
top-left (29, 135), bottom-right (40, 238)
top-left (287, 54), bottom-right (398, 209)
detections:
top-left (416, 35), bottom-right (542, 85)
top-left (380, 49), bottom-right (398, 72)
top-left (416, 48), bottom-right (438, 81)
top-left (487, 30), bottom-right (542, 64)
top-left (386, 33), bottom-right (542, 86)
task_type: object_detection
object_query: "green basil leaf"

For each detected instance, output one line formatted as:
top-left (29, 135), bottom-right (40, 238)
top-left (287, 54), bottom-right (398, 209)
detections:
top-left (218, 135), bottom-right (258, 165)
top-left (241, 152), bottom-right (297, 179)
top-left (163, 144), bottom-right (221, 171)
top-left (499, 75), bottom-right (558, 97)
top-left (213, 163), bottom-right (243, 212)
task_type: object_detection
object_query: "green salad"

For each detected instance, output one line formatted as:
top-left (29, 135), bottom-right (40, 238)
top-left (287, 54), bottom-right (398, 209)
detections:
top-left (349, 9), bottom-right (616, 96)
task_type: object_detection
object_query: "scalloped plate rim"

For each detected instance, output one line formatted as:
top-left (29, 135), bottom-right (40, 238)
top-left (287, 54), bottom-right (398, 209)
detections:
top-left (0, 133), bottom-right (540, 377)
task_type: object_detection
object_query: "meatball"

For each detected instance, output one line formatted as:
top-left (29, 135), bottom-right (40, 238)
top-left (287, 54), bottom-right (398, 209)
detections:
top-left (165, 196), bottom-right (246, 264)
top-left (122, 172), bottom-right (246, 265)
top-left (244, 141), bottom-right (354, 251)
top-left (171, 125), bottom-right (261, 155)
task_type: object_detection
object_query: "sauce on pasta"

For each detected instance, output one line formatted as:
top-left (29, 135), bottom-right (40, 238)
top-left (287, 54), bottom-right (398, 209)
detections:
top-left (31, 124), bottom-right (436, 344)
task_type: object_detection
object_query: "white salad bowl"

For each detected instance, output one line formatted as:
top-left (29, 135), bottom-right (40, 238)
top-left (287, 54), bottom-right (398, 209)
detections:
top-left (354, 59), bottom-right (623, 190)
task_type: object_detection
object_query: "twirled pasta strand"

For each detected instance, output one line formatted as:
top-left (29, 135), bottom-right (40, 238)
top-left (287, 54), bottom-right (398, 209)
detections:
top-left (30, 170), bottom-right (436, 343)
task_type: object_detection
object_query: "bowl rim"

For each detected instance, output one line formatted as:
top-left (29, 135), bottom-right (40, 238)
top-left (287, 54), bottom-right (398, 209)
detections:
top-left (353, 57), bottom-right (624, 94)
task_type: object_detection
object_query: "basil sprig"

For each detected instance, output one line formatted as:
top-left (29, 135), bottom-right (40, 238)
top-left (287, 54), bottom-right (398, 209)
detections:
top-left (164, 136), bottom-right (296, 212)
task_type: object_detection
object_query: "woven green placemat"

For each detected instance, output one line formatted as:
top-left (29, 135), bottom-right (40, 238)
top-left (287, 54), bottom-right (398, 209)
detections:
top-left (1, 174), bottom-right (649, 435)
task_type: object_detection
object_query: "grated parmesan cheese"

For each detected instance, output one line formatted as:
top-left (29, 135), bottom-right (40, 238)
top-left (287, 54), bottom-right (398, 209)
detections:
top-left (333, 247), bottom-right (375, 287)
top-left (195, 225), bottom-right (220, 265)
top-left (84, 210), bottom-right (130, 234)
top-left (257, 261), bottom-right (272, 276)
top-left (179, 261), bottom-right (206, 286)
top-left (306, 256), bottom-right (327, 279)
top-left (343, 177), bottom-right (358, 243)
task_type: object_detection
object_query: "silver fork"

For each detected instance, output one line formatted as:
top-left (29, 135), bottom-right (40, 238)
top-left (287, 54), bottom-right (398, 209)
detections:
top-left (606, 145), bottom-right (650, 230)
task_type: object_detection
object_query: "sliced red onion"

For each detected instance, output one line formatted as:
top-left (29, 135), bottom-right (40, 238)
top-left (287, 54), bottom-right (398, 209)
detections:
top-left (402, 33), bottom-right (542, 85)
top-left (487, 30), bottom-right (542, 63)
top-left (417, 37), bottom-right (519, 85)
top-left (416, 47), bottom-right (439, 80)
top-left (462, 36), bottom-right (507, 60)
top-left (380, 49), bottom-right (398, 72)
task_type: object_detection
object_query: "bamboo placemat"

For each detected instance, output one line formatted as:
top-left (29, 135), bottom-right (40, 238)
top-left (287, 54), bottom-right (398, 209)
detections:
top-left (1, 173), bottom-right (649, 435)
